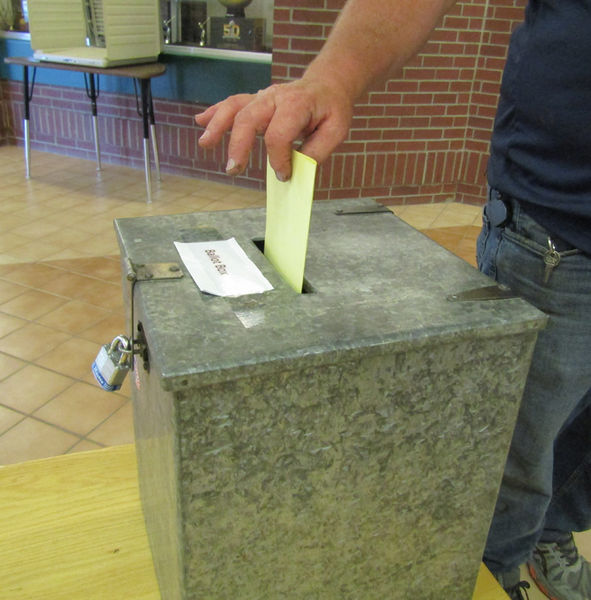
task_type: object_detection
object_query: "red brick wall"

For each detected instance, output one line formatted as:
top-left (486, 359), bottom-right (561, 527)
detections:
top-left (1, 0), bottom-right (526, 204)
top-left (273, 0), bottom-right (526, 205)
top-left (1, 80), bottom-right (268, 189)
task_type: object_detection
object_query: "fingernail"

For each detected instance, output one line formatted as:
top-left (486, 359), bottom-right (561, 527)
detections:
top-left (226, 158), bottom-right (238, 173)
top-left (199, 130), bottom-right (210, 142)
top-left (276, 171), bottom-right (289, 182)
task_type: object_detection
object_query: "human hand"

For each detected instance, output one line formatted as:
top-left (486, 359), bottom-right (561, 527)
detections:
top-left (195, 78), bottom-right (354, 181)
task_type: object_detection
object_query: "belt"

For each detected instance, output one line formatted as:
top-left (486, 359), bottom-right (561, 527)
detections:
top-left (488, 191), bottom-right (578, 253)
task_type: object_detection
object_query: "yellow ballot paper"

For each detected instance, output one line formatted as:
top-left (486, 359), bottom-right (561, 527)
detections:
top-left (264, 150), bottom-right (317, 292)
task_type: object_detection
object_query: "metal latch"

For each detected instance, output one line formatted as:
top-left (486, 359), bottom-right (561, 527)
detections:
top-left (334, 205), bottom-right (391, 215)
top-left (447, 284), bottom-right (517, 302)
top-left (126, 259), bottom-right (184, 372)
top-left (125, 260), bottom-right (184, 283)
top-left (92, 259), bottom-right (184, 390)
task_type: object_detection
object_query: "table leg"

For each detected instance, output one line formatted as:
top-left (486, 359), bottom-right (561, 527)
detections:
top-left (147, 84), bottom-right (161, 182)
top-left (22, 65), bottom-right (31, 179)
top-left (140, 78), bottom-right (152, 203)
top-left (86, 73), bottom-right (101, 171)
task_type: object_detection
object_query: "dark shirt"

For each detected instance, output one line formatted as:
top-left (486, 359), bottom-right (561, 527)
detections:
top-left (487, 0), bottom-right (591, 253)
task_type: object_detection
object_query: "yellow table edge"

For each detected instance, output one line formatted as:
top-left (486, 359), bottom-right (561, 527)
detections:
top-left (0, 444), bottom-right (508, 599)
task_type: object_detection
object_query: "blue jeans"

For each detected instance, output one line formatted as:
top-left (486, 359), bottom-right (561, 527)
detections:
top-left (477, 188), bottom-right (591, 574)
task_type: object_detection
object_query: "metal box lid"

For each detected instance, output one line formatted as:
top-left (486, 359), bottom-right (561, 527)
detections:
top-left (114, 199), bottom-right (546, 390)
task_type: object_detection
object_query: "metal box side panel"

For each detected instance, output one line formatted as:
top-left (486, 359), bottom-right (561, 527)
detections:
top-left (133, 364), bottom-right (185, 600)
top-left (166, 331), bottom-right (539, 599)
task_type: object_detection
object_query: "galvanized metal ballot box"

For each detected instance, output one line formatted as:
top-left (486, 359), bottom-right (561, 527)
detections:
top-left (114, 199), bottom-right (545, 600)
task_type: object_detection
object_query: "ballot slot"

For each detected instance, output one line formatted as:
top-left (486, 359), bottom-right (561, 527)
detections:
top-left (252, 237), bottom-right (316, 294)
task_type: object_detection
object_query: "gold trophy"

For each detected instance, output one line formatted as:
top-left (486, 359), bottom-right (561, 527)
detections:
top-left (219, 0), bottom-right (252, 18)
top-left (209, 0), bottom-right (265, 52)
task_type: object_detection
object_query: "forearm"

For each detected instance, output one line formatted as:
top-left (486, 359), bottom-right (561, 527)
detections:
top-left (303, 0), bottom-right (458, 102)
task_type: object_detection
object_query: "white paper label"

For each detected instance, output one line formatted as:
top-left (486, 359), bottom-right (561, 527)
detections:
top-left (174, 238), bottom-right (273, 297)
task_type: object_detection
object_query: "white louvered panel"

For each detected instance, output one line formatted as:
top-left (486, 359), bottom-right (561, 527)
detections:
top-left (103, 0), bottom-right (161, 59)
top-left (28, 0), bottom-right (86, 49)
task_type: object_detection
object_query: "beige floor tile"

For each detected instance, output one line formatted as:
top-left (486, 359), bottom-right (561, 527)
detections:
top-left (431, 202), bottom-right (483, 228)
top-left (0, 198), bottom-right (29, 214)
top-left (0, 264), bottom-right (21, 277)
top-left (0, 352), bottom-right (26, 381)
top-left (0, 166), bottom-right (22, 181)
top-left (40, 208), bottom-right (90, 229)
top-left (471, 209), bottom-right (484, 227)
top-left (0, 312), bottom-right (27, 338)
top-left (78, 313), bottom-right (127, 345)
top-left (67, 234), bottom-right (120, 257)
top-left (203, 198), bottom-right (261, 212)
top-left (192, 180), bottom-right (246, 199)
top-left (34, 270), bottom-right (98, 300)
top-left (67, 439), bottom-right (105, 454)
top-left (0, 232), bottom-right (29, 254)
top-left (34, 335), bottom-right (98, 379)
top-left (96, 201), bottom-right (147, 220)
top-left (157, 175), bottom-right (209, 194)
top-left (392, 203), bottom-right (447, 229)
top-left (87, 401), bottom-right (134, 446)
top-left (41, 195), bottom-right (88, 212)
top-left (67, 215), bottom-right (120, 237)
top-left (227, 188), bottom-right (266, 206)
top-left (11, 209), bottom-right (66, 230)
top-left (0, 262), bottom-right (63, 288)
top-left (0, 213), bottom-right (29, 232)
top-left (0, 417), bottom-right (79, 465)
top-left (33, 381), bottom-right (127, 436)
top-left (37, 300), bottom-right (111, 335)
top-left (455, 236), bottom-right (479, 268)
top-left (0, 289), bottom-right (68, 321)
top-left (10, 220), bottom-right (64, 240)
top-left (41, 249), bottom-right (103, 262)
top-left (423, 227), bottom-right (465, 251)
top-left (0, 254), bottom-right (21, 266)
top-left (0, 364), bottom-right (74, 414)
top-left (45, 256), bottom-right (121, 283)
top-left (68, 197), bottom-right (130, 217)
top-left (75, 279), bottom-right (124, 311)
top-left (0, 280), bottom-right (28, 305)
top-left (35, 227), bottom-right (94, 249)
top-left (0, 323), bottom-right (71, 362)
top-left (0, 405), bottom-right (25, 435)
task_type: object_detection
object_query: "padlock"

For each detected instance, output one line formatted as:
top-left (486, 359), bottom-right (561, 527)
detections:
top-left (92, 335), bottom-right (132, 392)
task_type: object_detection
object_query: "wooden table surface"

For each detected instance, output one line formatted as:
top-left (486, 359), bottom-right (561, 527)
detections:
top-left (0, 444), bottom-right (508, 599)
top-left (3, 56), bottom-right (166, 79)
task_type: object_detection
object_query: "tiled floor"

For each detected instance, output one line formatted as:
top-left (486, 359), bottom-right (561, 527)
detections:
top-left (0, 145), bottom-right (268, 463)
top-left (1, 145), bottom-right (589, 596)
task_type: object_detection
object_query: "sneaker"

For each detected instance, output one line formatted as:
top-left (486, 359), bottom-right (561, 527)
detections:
top-left (528, 533), bottom-right (591, 600)
top-left (496, 569), bottom-right (532, 599)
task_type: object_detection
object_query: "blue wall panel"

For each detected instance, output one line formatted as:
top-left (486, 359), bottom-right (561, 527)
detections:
top-left (1, 37), bottom-right (271, 105)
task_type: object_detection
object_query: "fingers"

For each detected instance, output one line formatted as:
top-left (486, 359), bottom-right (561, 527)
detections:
top-left (263, 104), bottom-right (315, 181)
top-left (193, 82), bottom-right (354, 181)
top-left (194, 93), bottom-right (254, 150)
top-left (224, 88), bottom-right (277, 175)
top-left (299, 109), bottom-right (352, 166)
